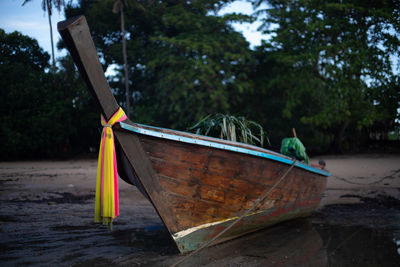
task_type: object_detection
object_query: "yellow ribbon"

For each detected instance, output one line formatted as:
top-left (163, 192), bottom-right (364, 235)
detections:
top-left (95, 107), bottom-right (127, 225)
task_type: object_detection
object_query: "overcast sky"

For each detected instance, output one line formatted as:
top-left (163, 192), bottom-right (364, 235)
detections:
top-left (0, 0), bottom-right (267, 61)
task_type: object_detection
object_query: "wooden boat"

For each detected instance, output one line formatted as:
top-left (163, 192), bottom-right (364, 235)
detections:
top-left (58, 16), bottom-right (330, 254)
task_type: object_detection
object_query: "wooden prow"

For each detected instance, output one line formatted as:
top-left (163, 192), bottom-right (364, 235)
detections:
top-left (57, 16), bottom-right (175, 236)
top-left (57, 16), bottom-right (119, 121)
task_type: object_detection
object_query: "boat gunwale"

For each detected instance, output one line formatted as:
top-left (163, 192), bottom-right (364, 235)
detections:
top-left (119, 122), bottom-right (330, 177)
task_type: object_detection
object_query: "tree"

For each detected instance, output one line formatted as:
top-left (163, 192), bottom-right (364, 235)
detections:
top-left (113, 0), bottom-right (131, 117)
top-left (254, 0), bottom-right (400, 151)
top-left (0, 29), bottom-right (64, 157)
top-left (0, 29), bottom-right (98, 159)
top-left (55, 55), bottom-right (100, 154)
top-left (23, 0), bottom-right (66, 72)
top-left (239, 44), bottom-right (328, 149)
top-left (63, 0), bottom-right (255, 130)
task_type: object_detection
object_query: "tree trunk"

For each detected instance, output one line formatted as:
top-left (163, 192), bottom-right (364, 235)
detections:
top-left (120, 3), bottom-right (130, 117)
top-left (47, 0), bottom-right (56, 73)
top-left (332, 122), bottom-right (348, 153)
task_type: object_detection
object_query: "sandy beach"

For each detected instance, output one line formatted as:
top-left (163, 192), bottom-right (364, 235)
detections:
top-left (1, 154), bottom-right (399, 266)
top-left (317, 154), bottom-right (400, 205)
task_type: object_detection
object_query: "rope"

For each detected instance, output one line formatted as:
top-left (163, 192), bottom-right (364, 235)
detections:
top-left (330, 228), bottom-right (362, 255)
top-left (170, 160), bottom-right (297, 267)
top-left (331, 169), bottom-right (399, 186)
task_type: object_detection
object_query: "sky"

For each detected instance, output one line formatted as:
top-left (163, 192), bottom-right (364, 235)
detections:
top-left (0, 0), bottom-right (268, 62)
top-left (0, 0), bottom-right (66, 58)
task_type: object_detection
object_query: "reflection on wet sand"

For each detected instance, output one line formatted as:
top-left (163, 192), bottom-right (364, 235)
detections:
top-left (160, 218), bottom-right (327, 267)
top-left (0, 193), bottom-right (326, 266)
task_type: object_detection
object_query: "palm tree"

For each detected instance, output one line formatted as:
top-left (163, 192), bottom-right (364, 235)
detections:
top-left (23, 0), bottom-right (65, 73)
top-left (113, 0), bottom-right (131, 117)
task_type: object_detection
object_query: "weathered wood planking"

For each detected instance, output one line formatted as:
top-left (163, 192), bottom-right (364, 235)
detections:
top-left (137, 134), bottom-right (326, 233)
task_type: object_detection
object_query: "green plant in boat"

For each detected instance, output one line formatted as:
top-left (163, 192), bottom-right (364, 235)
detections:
top-left (188, 114), bottom-right (270, 147)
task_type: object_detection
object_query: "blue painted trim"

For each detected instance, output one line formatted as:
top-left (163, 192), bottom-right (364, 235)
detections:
top-left (119, 122), bottom-right (330, 177)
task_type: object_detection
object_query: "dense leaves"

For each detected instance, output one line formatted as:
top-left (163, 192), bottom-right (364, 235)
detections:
top-left (253, 0), bottom-right (400, 151)
top-left (0, 29), bottom-right (97, 159)
top-left (64, 0), bottom-right (255, 129)
top-left (1, 0), bottom-right (399, 158)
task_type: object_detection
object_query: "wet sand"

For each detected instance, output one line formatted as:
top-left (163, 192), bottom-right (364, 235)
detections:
top-left (316, 154), bottom-right (400, 206)
top-left (0, 154), bottom-right (399, 266)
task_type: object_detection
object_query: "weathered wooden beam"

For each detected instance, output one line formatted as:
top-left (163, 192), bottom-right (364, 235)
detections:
top-left (57, 15), bottom-right (175, 236)
top-left (58, 16), bottom-right (119, 120)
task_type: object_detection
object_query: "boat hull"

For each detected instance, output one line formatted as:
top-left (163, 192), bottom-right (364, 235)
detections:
top-left (119, 125), bottom-right (328, 253)
top-left (57, 16), bottom-right (329, 254)
top-left (173, 198), bottom-right (320, 252)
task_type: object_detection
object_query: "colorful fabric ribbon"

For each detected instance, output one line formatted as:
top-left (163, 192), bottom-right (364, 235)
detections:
top-left (95, 107), bottom-right (127, 225)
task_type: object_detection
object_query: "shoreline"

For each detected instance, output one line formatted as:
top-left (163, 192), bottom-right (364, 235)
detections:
top-left (1, 153), bottom-right (399, 206)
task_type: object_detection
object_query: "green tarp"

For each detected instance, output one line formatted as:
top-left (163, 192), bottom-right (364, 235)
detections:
top-left (280, 137), bottom-right (309, 164)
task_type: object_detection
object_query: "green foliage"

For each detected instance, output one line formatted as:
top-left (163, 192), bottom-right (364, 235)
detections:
top-left (254, 0), bottom-right (400, 151)
top-left (23, 0), bottom-right (65, 13)
top-left (0, 29), bottom-right (63, 157)
top-left (4, 0), bottom-right (398, 158)
top-left (55, 55), bottom-right (99, 154)
top-left (0, 29), bottom-right (98, 159)
top-left (64, 0), bottom-right (255, 129)
top-left (188, 114), bottom-right (269, 147)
